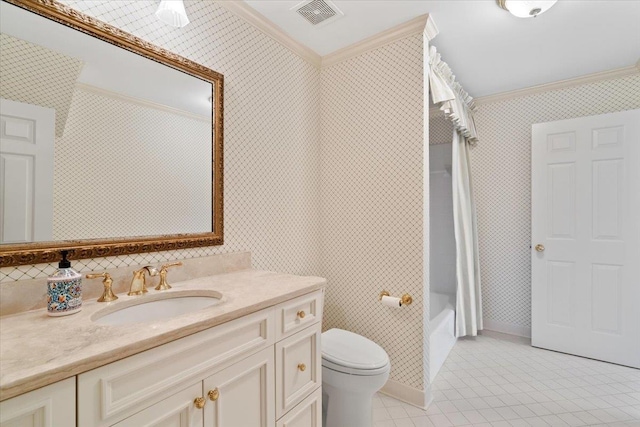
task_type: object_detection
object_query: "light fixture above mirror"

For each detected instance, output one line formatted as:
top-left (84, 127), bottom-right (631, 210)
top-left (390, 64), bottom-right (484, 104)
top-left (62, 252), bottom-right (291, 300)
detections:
top-left (156, 0), bottom-right (190, 28)
top-left (497, 0), bottom-right (558, 18)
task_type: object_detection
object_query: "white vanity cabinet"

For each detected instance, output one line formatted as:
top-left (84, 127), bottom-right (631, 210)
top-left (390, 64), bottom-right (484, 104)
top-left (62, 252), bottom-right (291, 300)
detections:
top-left (203, 347), bottom-right (275, 426)
top-left (76, 289), bottom-right (323, 427)
top-left (0, 377), bottom-right (75, 427)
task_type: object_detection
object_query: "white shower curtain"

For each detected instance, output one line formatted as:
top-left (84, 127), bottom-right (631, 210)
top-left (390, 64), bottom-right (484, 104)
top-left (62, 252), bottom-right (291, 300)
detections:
top-left (428, 45), bottom-right (482, 337)
top-left (452, 130), bottom-right (482, 337)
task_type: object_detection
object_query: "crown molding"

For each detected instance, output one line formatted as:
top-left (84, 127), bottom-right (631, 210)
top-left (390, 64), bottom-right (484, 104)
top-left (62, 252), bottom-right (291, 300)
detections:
top-left (428, 62), bottom-right (640, 114)
top-left (321, 14), bottom-right (432, 68)
top-left (473, 63), bottom-right (640, 106)
top-left (76, 83), bottom-right (211, 123)
top-left (424, 14), bottom-right (439, 42)
top-left (215, 0), bottom-right (321, 67)
top-left (216, 2), bottom-right (435, 69)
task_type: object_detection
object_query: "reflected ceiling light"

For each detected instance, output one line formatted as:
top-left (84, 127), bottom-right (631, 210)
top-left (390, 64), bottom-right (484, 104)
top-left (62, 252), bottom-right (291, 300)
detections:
top-left (156, 0), bottom-right (190, 28)
top-left (497, 0), bottom-right (558, 18)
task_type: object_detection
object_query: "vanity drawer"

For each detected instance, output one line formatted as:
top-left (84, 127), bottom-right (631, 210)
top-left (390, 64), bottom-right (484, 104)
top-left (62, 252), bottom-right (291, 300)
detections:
top-left (275, 290), bottom-right (323, 340)
top-left (78, 308), bottom-right (274, 427)
top-left (275, 322), bottom-right (322, 419)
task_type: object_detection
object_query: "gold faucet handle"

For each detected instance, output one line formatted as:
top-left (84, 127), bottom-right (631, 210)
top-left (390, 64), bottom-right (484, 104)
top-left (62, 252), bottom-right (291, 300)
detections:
top-left (160, 261), bottom-right (183, 272)
top-left (86, 273), bottom-right (118, 302)
top-left (155, 262), bottom-right (183, 291)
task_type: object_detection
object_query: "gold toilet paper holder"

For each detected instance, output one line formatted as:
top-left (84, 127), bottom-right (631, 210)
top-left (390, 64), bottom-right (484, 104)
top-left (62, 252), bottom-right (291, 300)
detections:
top-left (379, 290), bottom-right (413, 306)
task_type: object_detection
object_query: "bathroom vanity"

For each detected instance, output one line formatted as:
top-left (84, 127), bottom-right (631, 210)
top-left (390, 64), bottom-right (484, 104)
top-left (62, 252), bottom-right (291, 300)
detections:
top-left (0, 269), bottom-right (325, 427)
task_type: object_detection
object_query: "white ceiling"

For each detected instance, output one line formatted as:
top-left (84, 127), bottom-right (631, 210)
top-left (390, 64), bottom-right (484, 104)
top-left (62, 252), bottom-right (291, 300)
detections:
top-left (244, 0), bottom-right (640, 97)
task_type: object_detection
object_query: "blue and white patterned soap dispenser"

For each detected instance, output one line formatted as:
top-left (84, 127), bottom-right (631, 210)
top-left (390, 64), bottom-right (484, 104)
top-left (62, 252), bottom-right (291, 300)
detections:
top-left (47, 250), bottom-right (82, 316)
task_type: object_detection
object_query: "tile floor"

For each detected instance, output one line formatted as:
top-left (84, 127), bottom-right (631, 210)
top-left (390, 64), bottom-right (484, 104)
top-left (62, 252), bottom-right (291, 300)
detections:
top-left (374, 331), bottom-right (640, 426)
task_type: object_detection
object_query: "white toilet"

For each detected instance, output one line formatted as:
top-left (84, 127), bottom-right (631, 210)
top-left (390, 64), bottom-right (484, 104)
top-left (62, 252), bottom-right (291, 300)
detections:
top-left (321, 328), bottom-right (391, 427)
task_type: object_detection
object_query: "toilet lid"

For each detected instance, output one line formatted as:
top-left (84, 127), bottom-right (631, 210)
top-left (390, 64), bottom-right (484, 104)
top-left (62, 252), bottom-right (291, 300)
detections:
top-left (321, 329), bottom-right (390, 374)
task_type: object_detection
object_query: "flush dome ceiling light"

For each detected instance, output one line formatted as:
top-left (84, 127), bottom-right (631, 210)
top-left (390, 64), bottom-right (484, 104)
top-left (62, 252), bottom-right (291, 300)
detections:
top-left (498, 0), bottom-right (558, 18)
top-left (156, 0), bottom-right (190, 28)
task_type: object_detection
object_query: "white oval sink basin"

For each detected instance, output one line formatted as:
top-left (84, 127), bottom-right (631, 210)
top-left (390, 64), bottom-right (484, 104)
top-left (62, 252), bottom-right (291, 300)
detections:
top-left (92, 291), bottom-right (222, 326)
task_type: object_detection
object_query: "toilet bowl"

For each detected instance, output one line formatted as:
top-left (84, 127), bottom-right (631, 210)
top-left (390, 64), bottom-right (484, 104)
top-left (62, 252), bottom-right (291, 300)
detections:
top-left (321, 328), bottom-right (391, 427)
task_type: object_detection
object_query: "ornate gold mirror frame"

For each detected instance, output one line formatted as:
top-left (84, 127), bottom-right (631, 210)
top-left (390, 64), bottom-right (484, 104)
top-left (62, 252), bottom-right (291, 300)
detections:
top-left (0, 0), bottom-right (223, 267)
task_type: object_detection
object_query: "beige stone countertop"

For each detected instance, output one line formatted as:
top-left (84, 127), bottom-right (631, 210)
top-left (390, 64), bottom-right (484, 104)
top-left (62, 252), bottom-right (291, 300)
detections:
top-left (0, 269), bottom-right (325, 401)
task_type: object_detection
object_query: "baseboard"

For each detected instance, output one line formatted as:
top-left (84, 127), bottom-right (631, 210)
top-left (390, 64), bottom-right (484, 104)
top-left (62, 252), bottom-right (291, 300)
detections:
top-left (379, 379), bottom-right (430, 409)
top-left (483, 319), bottom-right (531, 338)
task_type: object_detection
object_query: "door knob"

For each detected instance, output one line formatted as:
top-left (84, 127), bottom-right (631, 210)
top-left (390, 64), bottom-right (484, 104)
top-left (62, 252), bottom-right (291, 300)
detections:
top-left (535, 244), bottom-right (545, 252)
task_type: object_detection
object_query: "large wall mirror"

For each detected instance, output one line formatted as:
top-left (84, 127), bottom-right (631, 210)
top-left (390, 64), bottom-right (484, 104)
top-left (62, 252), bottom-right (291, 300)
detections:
top-left (0, 0), bottom-right (223, 267)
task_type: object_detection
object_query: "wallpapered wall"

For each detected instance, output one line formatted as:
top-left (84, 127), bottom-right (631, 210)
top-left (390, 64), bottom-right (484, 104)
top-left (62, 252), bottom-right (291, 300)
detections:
top-left (2, 0), bottom-right (639, 400)
top-left (0, 0), bottom-right (322, 281)
top-left (471, 74), bottom-right (640, 335)
top-left (0, 33), bottom-right (82, 136)
top-left (53, 87), bottom-right (211, 240)
top-left (320, 34), bottom-right (427, 391)
top-left (427, 76), bottom-right (640, 335)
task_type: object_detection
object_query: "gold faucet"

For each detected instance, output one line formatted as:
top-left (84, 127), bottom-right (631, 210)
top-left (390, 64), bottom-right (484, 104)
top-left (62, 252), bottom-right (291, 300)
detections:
top-left (85, 272), bottom-right (118, 302)
top-left (155, 262), bottom-right (183, 291)
top-left (128, 266), bottom-right (158, 296)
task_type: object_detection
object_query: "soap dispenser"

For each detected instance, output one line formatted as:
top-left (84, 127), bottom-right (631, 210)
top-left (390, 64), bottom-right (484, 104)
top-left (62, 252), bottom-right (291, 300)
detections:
top-left (47, 250), bottom-right (82, 316)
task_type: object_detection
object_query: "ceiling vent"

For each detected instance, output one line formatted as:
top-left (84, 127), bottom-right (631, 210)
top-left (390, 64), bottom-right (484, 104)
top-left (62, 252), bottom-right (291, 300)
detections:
top-left (293, 0), bottom-right (344, 27)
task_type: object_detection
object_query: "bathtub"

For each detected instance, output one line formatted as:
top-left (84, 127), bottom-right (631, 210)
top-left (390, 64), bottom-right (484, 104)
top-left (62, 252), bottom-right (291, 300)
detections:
top-left (430, 291), bottom-right (456, 381)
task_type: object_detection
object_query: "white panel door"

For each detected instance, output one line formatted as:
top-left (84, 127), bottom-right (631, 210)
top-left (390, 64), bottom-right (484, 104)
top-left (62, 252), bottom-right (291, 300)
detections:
top-left (203, 347), bottom-right (275, 427)
top-left (532, 109), bottom-right (640, 368)
top-left (0, 98), bottom-right (55, 243)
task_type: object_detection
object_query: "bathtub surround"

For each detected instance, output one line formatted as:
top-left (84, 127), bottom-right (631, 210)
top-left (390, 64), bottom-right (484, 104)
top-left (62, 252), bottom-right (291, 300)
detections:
top-left (429, 45), bottom-right (483, 338)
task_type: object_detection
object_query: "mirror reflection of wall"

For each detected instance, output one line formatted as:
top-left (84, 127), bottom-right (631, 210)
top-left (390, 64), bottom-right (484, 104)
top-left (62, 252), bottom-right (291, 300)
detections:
top-left (0, 2), bottom-right (214, 244)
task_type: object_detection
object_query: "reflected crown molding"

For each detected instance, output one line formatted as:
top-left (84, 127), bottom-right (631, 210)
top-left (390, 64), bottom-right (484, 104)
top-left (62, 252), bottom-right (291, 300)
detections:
top-left (76, 83), bottom-right (211, 123)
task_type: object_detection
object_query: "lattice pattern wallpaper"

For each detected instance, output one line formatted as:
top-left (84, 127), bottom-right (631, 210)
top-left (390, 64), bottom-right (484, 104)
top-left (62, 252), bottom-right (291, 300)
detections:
top-left (53, 87), bottom-right (211, 240)
top-left (429, 113), bottom-right (453, 145)
top-left (471, 74), bottom-right (640, 330)
top-left (0, 0), bottom-right (322, 281)
top-left (320, 35), bottom-right (426, 390)
top-left (0, 33), bottom-right (83, 136)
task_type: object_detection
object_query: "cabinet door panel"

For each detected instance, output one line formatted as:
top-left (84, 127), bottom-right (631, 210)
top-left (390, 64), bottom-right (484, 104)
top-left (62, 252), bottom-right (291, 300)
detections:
top-left (112, 382), bottom-right (203, 427)
top-left (276, 323), bottom-right (321, 418)
top-left (204, 347), bottom-right (274, 427)
top-left (0, 378), bottom-right (75, 427)
top-left (79, 308), bottom-right (273, 426)
top-left (276, 388), bottom-right (321, 427)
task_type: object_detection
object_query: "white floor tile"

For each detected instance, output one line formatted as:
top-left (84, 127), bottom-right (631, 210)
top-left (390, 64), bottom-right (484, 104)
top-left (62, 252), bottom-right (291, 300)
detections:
top-left (410, 416), bottom-right (435, 427)
top-left (370, 333), bottom-right (640, 427)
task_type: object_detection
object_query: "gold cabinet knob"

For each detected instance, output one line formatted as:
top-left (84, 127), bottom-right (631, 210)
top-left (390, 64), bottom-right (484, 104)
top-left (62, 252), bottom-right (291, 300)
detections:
top-left (535, 244), bottom-right (545, 252)
top-left (297, 310), bottom-right (306, 319)
top-left (208, 388), bottom-right (219, 401)
top-left (194, 397), bottom-right (206, 409)
top-left (297, 363), bottom-right (306, 372)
